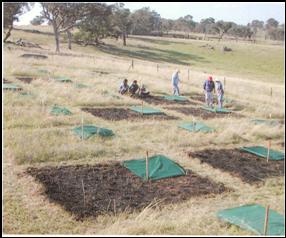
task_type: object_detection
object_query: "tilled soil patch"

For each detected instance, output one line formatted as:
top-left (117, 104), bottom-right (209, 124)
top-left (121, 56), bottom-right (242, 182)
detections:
top-left (188, 149), bottom-right (284, 184)
top-left (82, 107), bottom-right (179, 121)
top-left (165, 106), bottom-right (244, 119)
top-left (16, 77), bottom-right (34, 84)
top-left (26, 163), bottom-right (229, 220)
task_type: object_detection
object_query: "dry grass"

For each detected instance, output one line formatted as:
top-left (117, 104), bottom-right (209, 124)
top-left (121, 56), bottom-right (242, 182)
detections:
top-left (3, 26), bottom-right (285, 235)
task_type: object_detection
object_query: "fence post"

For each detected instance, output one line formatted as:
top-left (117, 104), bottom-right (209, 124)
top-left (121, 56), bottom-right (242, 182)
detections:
top-left (263, 205), bottom-right (270, 235)
top-left (146, 151), bottom-right (149, 181)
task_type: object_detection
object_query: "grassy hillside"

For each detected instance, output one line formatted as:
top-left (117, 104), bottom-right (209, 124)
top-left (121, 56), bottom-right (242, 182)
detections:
top-left (3, 25), bottom-right (285, 235)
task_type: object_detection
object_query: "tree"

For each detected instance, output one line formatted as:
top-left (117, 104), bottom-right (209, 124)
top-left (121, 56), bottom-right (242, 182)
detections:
top-left (130, 7), bottom-right (161, 35)
top-left (30, 15), bottom-right (45, 26)
top-left (111, 3), bottom-right (131, 46)
top-left (198, 17), bottom-right (215, 39)
top-left (3, 2), bottom-right (30, 42)
top-left (212, 20), bottom-right (234, 41)
top-left (75, 3), bottom-right (112, 46)
top-left (250, 20), bottom-right (264, 42)
top-left (40, 3), bottom-right (86, 52)
top-left (265, 18), bottom-right (279, 40)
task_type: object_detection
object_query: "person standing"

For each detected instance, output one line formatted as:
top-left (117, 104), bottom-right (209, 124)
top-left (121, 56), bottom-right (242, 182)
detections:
top-left (171, 69), bottom-right (180, 96)
top-left (215, 79), bottom-right (224, 108)
top-left (203, 76), bottom-right (215, 107)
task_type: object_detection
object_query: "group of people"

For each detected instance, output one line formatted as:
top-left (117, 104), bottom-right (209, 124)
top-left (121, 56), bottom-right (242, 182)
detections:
top-left (118, 69), bottom-right (224, 108)
top-left (172, 69), bottom-right (224, 108)
top-left (118, 79), bottom-right (150, 97)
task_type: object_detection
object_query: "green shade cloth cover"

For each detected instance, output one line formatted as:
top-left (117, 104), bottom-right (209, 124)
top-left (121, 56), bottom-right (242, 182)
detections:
top-left (201, 106), bottom-right (232, 113)
top-left (19, 92), bottom-right (32, 96)
top-left (75, 83), bottom-right (89, 88)
top-left (123, 154), bottom-right (186, 181)
top-left (162, 95), bottom-right (188, 101)
top-left (240, 146), bottom-right (284, 161)
top-left (223, 98), bottom-right (233, 103)
top-left (217, 204), bottom-right (285, 236)
top-left (178, 122), bottom-right (214, 133)
top-left (54, 76), bottom-right (73, 83)
top-left (251, 119), bottom-right (281, 126)
top-left (3, 83), bottom-right (22, 91)
top-left (38, 69), bottom-right (49, 74)
top-left (130, 106), bottom-right (163, 115)
top-left (72, 125), bottom-right (114, 139)
top-left (50, 106), bottom-right (72, 116)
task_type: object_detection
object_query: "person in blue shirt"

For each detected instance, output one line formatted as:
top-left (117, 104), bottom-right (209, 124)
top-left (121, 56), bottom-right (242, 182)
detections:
top-left (203, 76), bottom-right (215, 107)
top-left (171, 69), bottom-right (180, 96)
top-left (119, 79), bottom-right (129, 94)
top-left (215, 79), bottom-right (224, 108)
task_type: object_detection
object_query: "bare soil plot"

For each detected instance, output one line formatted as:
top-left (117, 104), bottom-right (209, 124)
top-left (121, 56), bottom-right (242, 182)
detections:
top-left (165, 106), bottom-right (244, 119)
top-left (20, 53), bottom-right (48, 59)
top-left (16, 77), bottom-right (34, 84)
top-left (26, 163), bottom-right (229, 220)
top-left (82, 107), bottom-right (179, 121)
top-left (188, 149), bottom-right (284, 184)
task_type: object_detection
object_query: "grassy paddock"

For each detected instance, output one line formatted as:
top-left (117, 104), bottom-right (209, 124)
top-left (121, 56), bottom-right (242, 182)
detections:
top-left (3, 25), bottom-right (285, 235)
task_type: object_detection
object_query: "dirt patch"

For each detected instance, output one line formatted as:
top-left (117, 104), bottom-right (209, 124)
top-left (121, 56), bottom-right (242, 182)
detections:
top-left (188, 149), bottom-right (284, 184)
top-left (93, 70), bottom-right (109, 75)
top-left (20, 53), bottom-right (48, 59)
top-left (165, 106), bottom-right (244, 119)
top-left (132, 95), bottom-right (196, 106)
top-left (3, 78), bottom-right (12, 84)
top-left (82, 107), bottom-right (179, 121)
top-left (26, 163), bottom-right (229, 220)
top-left (16, 77), bottom-right (34, 84)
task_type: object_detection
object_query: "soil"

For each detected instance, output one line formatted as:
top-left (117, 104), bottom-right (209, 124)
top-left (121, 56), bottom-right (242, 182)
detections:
top-left (26, 162), bottom-right (229, 220)
top-left (20, 53), bottom-right (48, 59)
top-left (188, 149), bottom-right (284, 184)
top-left (3, 78), bottom-right (12, 84)
top-left (82, 107), bottom-right (179, 121)
top-left (16, 77), bottom-right (34, 84)
top-left (165, 106), bottom-right (244, 119)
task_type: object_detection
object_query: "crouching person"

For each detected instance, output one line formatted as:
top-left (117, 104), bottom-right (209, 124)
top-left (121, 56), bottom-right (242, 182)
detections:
top-left (129, 80), bottom-right (140, 96)
top-left (139, 84), bottom-right (150, 97)
top-left (119, 79), bottom-right (129, 95)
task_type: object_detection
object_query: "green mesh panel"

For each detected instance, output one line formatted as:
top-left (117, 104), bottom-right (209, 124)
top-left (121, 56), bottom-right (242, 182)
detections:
top-left (240, 146), bottom-right (284, 161)
top-left (50, 106), bottom-right (72, 116)
top-left (72, 125), bottom-right (114, 139)
top-left (123, 154), bottom-right (186, 181)
top-left (178, 122), bottom-right (214, 133)
top-left (130, 106), bottom-right (163, 115)
top-left (217, 204), bottom-right (285, 236)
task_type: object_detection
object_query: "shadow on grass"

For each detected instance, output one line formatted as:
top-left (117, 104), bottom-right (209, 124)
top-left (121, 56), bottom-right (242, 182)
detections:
top-left (129, 35), bottom-right (189, 45)
top-left (97, 43), bottom-right (209, 66)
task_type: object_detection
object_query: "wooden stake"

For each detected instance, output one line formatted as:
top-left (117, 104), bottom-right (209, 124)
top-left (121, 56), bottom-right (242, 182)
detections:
top-left (188, 69), bottom-right (190, 81)
top-left (267, 140), bottom-right (271, 162)
top-left (81, 179), bottom-right (86, 207)
top-left (270, 87), bottom-right (272, 98)
top-left (132, 59), bottom-right (134, 69)
top-left (146, 151), bottom-right (149, 181)
top-left (263, 205), bottom-right (270, 235)
top-left (141, 100), bottom-right (143, 116)
top-left (81, 114), bottom-right (84, 141)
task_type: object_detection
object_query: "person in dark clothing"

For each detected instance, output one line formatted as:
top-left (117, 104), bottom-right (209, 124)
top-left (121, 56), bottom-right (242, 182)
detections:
top-left (139, 84), bottom-right (150, 97)
top-left (129, 80), bottom-right (140, 96)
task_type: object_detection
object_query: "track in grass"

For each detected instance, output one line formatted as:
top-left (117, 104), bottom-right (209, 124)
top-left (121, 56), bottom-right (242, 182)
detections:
top-left (188, 149), bottom-right (284, 184)
top-left (26, 163), bottom-right (229, 220)
top-left (82, 107), bottom-right (179, 121)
